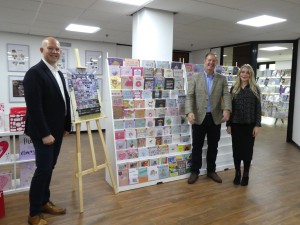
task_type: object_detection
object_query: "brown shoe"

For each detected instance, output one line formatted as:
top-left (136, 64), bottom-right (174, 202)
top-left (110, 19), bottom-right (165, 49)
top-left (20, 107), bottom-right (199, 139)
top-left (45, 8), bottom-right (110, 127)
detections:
top-left (41, 201), bottom-right (66, 215)
top-left (28, 214), bottom-right (47, 225)
top-left (187, 173), bottom-right (199, 184)
top-left (207, 172), bottom-right (222, 183)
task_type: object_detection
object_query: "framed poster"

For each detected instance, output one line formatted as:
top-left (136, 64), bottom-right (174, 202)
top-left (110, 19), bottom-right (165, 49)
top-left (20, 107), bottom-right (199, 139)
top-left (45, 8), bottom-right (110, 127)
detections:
top-left (85, 50), bottom-right (103, 74)
top-left (57, 48), bottom-right (68, 74)
top-left (8, 75), bottom-right (25, 102)
top-left (7, 44), bottom-right (30, 72)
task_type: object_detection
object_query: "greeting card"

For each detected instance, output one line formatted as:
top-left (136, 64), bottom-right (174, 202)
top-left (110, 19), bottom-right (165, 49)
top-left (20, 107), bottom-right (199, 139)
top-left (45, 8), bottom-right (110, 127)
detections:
top-left (142, 90), bottom-right (153, 99)
top-left (0, 173), bottom-right (12, 191)
top-left (136, 128), bottom-right (147, 138)
top-left (135, 119), bottom-right (146, 128)
top-left (158, 164), bottom-right (169, 179)
top-left (0, 136), bottom-right (11, 163)
top-left (121, 76), bottom-right (133, 89)
top-left (134, 99), bottom-right (145, 109)
top-left (123, 100), bottom-right (134, 109)
top-left (115, 140), bottom-right (126, 150)
top-left (138, 147), bottom-right (149, 158)
top-left (115, 130), bottom-right (125, 140)
top-left (145, 99), bottom-right (155, 108)
top-left (147, 166), bottom-right (159, 181)
top-left (110, 76), bottom-right (121, 90)
top-left (128, 168), bottom-right (139, 184)
top-left (138, 167), bottom-right (148, 183)
top-left (133, 76), bottom-right (144, 90)
top-left (141, 60), bottom-right (155, 68)
top-left (126, 139), bottom-right (137, 149)
top-left (163, 69), bottom-right (173, 78)
top-left (19, 135), bottom-right (35, 160)
top-left (114, 120), bottom-right (124, 130)
top-left (134, 109), bottom-right (145, 119)
top-left (109, 65), bottom-right (120, 76)
top-left (123, 109), bottom-right (135, 119)
top-left (124, 119), bottom-right (135, 128)
top-left (125, 128), bottom-right (136, 139)
top-left (144, 77), bottom-right (155, 90)
top-left (132, 67), bottom-right (143, 76)
top-left (113, 106), bottom-right (124, 119)
top-left (118, 169), bottom-right (129, 186)
top-left (120, 66), bottom-right (132, 76)
top-left (20, 162), bottom-right (35, 187)
top-left (137, 138), bottom-right (146, 148)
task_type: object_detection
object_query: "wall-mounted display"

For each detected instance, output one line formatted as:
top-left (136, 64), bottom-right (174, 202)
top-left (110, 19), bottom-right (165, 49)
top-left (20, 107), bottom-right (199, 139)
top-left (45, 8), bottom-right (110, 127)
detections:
top-left (57, 48), bottom-right (68, 74)
top-left (8, 75), bottom-right (25, 103)
top-left (7, 44), bottom-right (30, 72)
top-left (85, 50), bottom-right (103, 74)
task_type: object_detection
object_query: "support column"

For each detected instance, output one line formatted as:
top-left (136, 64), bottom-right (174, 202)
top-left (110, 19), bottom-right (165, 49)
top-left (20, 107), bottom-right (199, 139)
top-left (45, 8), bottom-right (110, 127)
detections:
top-left (132, 8), bottom-right (174, 61)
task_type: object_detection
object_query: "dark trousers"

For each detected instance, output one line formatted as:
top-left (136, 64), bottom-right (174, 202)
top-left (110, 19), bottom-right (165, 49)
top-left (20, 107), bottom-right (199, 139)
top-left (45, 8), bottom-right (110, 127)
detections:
top-left (29, 136), bottom-right (63, 216)
top-left (191, 114), bottom-right (221, 174)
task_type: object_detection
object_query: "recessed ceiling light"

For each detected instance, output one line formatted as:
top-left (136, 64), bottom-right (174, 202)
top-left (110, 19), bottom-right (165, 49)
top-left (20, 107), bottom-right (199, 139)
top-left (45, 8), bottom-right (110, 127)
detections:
top-left (259, 46), bottom-right (288, 51)
top-left (223, 55), bottom-right (227, 57)
top-left (106, 0), bottom-right (153, 6)
top-left (257, 58), bottom-right (270, 61)
top-left (65, 24), bottom-right (100, 33)
top-left (237, 15), bottom-right (286, 27)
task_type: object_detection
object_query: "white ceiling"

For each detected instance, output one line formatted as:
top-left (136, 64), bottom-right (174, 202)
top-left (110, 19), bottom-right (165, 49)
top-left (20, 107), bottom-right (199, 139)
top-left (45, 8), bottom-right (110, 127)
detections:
top-left (0, 0), bottom-right (299, 55)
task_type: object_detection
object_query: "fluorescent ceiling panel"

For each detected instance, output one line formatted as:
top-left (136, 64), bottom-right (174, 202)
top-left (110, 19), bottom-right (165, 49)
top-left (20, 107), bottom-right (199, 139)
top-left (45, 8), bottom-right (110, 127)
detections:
top-left (257, 58), bottom-right (270, 61)
top-left (259, 46), bottom-right (288, 51)
top-left (237, 15), bottom-right (286, 27)
top-left (65, 24), bottom-right (100, 33)
top-left (106, 0), bottom-right (153, 6)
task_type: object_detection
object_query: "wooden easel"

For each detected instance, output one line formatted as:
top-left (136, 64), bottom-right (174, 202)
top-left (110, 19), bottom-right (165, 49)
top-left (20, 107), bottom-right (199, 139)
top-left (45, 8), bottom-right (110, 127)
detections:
top-left (71, 49), bottom-right (117, 213)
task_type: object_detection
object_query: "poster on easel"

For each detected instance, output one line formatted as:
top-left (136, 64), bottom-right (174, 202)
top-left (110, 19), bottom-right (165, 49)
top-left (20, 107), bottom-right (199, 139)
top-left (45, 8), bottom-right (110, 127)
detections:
top-left (67, 69), bottom-right (103, 123)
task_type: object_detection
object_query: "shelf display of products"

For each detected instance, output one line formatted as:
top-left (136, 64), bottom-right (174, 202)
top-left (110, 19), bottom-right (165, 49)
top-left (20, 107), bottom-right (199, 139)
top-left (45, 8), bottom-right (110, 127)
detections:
top-left (108, 58), bottom-right (192, 191)
top-left (256, 69), bottom-right (291, 119)
top-left (0, 132), bottom-right (35, 194)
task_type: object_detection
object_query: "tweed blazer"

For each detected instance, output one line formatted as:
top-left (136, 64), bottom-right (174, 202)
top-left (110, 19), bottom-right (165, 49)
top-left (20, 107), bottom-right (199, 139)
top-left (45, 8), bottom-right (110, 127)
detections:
top-left (185, 72), bottom-right (232, 125)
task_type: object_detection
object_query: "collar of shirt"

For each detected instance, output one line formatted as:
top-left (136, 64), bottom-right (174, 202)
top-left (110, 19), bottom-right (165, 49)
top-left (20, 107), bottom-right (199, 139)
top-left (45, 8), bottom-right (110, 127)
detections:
top-left (204, 70), bottom-right (214, 80)
top-left (42, 58), bottom-right (58, 74)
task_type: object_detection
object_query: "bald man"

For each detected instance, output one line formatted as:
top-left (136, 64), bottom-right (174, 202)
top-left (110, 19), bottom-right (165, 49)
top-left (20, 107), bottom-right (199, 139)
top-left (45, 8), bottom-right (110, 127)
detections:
top-left (23, 37), bottom-right (71, 225)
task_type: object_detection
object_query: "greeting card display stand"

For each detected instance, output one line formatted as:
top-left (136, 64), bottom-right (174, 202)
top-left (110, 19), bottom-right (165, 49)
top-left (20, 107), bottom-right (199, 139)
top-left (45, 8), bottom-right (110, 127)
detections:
top-left (70, 49), bottom-right (117, 213)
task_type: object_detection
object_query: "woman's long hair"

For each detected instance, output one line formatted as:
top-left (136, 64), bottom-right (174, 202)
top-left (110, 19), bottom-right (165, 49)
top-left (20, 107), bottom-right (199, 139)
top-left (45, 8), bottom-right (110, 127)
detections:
top-left (231, 64), bottom-right (261, 100)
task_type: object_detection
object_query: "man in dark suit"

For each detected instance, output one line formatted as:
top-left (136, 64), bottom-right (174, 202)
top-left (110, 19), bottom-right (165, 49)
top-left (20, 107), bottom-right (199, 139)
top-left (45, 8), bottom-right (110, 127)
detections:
top-left (185, 52), bottom-right (232, 184)
top-left (23, 37), bottom-right (71, 225)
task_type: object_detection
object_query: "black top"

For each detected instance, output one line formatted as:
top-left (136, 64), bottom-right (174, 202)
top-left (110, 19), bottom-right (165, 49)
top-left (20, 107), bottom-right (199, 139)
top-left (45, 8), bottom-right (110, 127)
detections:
top-left (227, 85), bottom-right (262, 127)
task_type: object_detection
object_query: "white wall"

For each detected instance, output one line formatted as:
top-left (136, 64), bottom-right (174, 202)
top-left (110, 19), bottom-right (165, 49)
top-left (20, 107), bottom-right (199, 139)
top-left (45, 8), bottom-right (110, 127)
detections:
top-left (0, 32), bottom-right (132, 130)
top-left (189, 48), bottom-right (210, 64)
top-left (275, 60), bottom-right (292, 70)
top-left (292, 39), bottom-right (300, 146)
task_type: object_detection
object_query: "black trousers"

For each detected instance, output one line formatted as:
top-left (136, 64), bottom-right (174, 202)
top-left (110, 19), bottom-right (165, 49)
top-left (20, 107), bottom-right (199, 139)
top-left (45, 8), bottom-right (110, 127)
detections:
top-left (231, 123), bottom-right (255, 161)
top-left (191, 114), bottom-right (221, 174)
top-left (29, 135), bottom-right (63, 216)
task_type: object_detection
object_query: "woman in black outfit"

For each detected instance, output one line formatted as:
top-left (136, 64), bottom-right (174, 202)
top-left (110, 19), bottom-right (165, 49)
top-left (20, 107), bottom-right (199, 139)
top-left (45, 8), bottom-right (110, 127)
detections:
top-left (226, 64), bottom-right (262, 186)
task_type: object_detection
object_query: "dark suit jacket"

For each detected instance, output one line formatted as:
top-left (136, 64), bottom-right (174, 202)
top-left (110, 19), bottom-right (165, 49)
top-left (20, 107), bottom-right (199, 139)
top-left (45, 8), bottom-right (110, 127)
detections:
top-left (23, 60), bottom-right (71, 140)
top-left (185, 72), bottom-right (232, 125)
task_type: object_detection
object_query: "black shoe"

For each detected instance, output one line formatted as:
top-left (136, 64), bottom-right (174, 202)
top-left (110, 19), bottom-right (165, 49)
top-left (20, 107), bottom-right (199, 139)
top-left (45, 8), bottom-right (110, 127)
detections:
top-left (187, 173), bottom-right (199, 184)
top-left (207, 172), bottom-right (222, 183)
top-left (241, 176), bottom-right (249, 186)
top-left (233, 172), bottom-right (241, 185)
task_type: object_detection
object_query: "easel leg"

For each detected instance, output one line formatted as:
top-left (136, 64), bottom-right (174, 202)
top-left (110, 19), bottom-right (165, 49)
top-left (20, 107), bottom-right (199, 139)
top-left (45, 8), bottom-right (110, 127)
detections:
top-left (86, 121), bottom-right (97, 169)
top-left (75, 123), bottom-right (84, 213)
top-left (96, 120), bottom-right (118, 194)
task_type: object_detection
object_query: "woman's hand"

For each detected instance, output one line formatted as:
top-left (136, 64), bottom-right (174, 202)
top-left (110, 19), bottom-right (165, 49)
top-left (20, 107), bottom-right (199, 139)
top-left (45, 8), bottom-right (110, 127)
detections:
top-left (226, 126), bottom-right (231, 134)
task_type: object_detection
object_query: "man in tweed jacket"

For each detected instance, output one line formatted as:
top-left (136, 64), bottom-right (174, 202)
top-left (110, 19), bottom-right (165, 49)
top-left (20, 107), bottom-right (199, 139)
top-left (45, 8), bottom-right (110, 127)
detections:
top-left (185, 52), bottom-right (232, 184)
